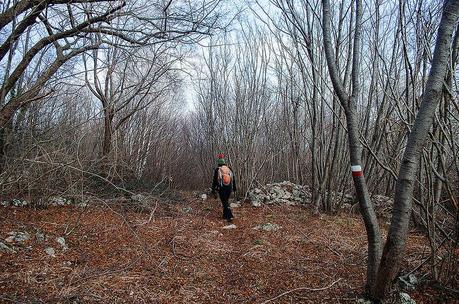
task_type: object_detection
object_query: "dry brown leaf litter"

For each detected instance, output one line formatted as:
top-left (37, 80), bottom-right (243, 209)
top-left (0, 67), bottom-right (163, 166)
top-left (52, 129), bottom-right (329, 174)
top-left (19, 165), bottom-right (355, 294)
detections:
top-left (0, 195), bottom-right (448, 303)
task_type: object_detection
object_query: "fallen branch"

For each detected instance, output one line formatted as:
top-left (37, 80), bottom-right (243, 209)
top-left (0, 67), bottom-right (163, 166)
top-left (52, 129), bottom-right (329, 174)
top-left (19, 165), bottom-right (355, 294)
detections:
top-left (259, 278), bottom-right (342, 304)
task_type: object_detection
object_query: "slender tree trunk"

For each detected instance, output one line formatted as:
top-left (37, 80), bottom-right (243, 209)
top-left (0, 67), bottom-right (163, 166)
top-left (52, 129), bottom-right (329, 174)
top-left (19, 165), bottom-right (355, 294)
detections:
top-left (322, 0), bottom-right (382, 292)
top-left (373, 0), bottom-right (459, 300)
top-left (346, 105), bottom-right (382, 292)
top-left (102, 108), bottom-right (114, 159)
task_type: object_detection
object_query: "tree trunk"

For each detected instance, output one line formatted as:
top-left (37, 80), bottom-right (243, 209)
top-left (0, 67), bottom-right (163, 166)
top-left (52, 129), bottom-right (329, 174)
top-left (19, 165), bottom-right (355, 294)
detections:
top-left (373, 0), bottom-right (459, 300)
top-left (102, 108), bottom-right (114, 159)
top-left (346, 105), bottom-right (382, 292)
top-left (322, 0), bottom-right (382, 292)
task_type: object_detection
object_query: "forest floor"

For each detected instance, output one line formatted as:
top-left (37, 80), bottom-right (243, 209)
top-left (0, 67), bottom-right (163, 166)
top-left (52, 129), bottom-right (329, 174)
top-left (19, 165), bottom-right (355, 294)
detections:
top-left (0, 193), bottom-right (452, 303)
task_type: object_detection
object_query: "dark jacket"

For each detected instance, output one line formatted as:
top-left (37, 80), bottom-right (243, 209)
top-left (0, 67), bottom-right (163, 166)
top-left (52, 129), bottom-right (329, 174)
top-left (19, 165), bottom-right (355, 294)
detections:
top-left (212, 165), bottom-right (237, 193)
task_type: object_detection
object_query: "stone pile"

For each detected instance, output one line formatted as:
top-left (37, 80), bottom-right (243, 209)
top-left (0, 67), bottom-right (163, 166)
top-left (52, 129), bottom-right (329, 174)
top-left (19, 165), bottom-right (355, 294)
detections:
top-left (0, 230), bottom-right (70, 257)
top-left (1, 196), bottom-right (88, 208)
top-left (247, 181), bottom-right (394, 221)
top-left (248, 181), bottom-right (311, 207)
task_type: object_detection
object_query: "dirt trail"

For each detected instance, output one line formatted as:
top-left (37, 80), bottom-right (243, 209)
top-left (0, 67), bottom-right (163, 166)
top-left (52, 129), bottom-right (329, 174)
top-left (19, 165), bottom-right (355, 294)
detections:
top-left (0, 196), bottom-right (432, 303)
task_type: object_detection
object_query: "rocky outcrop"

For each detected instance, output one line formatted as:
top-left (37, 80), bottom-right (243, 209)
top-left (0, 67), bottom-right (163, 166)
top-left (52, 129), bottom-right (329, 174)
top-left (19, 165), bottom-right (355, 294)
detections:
top-left (247, 181), bottom-right (394, 221)
top-left (248, 181), bottom-right (311, 207)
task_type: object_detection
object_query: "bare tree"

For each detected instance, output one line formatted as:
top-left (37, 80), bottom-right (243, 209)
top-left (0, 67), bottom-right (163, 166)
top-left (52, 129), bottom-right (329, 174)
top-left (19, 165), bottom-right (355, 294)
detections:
top-left (374, 0), bottom-right (459, 300)
top-left (321, 0), bottom-right (382, 292)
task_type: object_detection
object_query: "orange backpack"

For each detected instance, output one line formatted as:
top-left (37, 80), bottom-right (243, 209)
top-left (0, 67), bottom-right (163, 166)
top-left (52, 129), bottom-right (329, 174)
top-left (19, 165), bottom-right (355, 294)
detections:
top-left (218, 165), bottom-right (232, 187)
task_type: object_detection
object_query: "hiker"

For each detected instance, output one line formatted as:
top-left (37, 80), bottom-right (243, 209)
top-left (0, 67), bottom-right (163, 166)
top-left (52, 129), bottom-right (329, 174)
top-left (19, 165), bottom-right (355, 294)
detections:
top-left (211, 153), bottom-right (237, 222)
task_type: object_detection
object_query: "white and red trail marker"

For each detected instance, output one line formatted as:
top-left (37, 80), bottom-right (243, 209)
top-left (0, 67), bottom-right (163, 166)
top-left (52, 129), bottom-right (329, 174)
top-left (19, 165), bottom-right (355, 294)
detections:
top-left (351, 165), bottom-right (363, 177)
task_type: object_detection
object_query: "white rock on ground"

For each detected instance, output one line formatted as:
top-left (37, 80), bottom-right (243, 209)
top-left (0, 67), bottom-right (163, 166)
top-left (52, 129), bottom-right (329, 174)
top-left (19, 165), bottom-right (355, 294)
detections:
top-left (56, 237), bottom-right (68, 250)
top-left (12, 199), bottom-right (29, 207)
top-left (182, 206), bottom-right (192, 213)
top-left (399, 292), bottom-right (416, 304)
top-left (48, 196), bottom-right (71, 206)
top-left (230, 201), bottom-right (241, 208)
top-left (35, 232), bottom-right (45, 243)
top-left (5, 231), bottom-right (30, 243)
top-left (0, 242), bottom-right (16, 253)
top-left (45, 247), bottom-right (56, 257)
top-left (253, 223), bottom-right (281, 231)
top-left (201, 194), bottom-right (207, 201)
top-left (222, 224), bottom-right (237, 229)
top-left (398, 274), bottom-right (418, 291)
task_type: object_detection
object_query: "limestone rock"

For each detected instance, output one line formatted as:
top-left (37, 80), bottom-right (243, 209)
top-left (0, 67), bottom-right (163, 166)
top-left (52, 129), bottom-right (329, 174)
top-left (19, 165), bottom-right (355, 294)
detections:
top-left (5, 231), bottom-right (30, 243)
top-left (45, 247), bottom-right (56, 257)
top-left (253, 223), bottom-right (281, 232)
top-left (222, 224), bottom-right (237, 229)
top-left (0, 242), bottom-right (16, 253)
top-left (182, 206), bottom-right (192, 213)
top-left (35, 233), bottom-right (45, 243)
top-left (56, 237), bottom-right (68, 250)
top-left (230, 201), bottom-right (241, 208)
top-left (399, 292), bottom-right (416, 304)
top-left (398, 274), bottom-right (418, 291)
top-left (12, 199), bottom-right (29, 207)
top-left (49, 196), bottom-right (71, 206)
top-left (248, 181), bottom-right (310, 207)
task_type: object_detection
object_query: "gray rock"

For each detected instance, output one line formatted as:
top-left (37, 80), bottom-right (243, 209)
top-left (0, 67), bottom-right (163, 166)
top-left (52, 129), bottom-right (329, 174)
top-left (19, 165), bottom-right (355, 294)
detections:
top-left (12, 199), bottom-right (29, 207)
top-left (230, 201), bottom-right (241, 208)
top-left (200, 194), bottom-right (207, 201)
top-left (222, 224), bottom-right (237, 229)
top-left (399, 292), bottom-right (416, 304)
top-left (398, 274), bottom-right (418, 291)
top-left (45, 247), bottom-right (56, 257)
top-left (182, 206), bottom-right (192, 213)
top-left (49, 196), bottom-right (71, 206)
top-left (248, 181), bottom-right (312, 207)
top-left (0, 242), bottom-right (16, 253)
top-left (35, 233), bottom-right (45, 243)
top-left (253, 223), bottom-right (281, 231)
top-left (1, 201), bottom-right (9, 207)
top-left (251, 200), bottom-right (262, 207)
top-left (56, 237), bottom-right (68, 250)
top-left (5, 231), bottom-right (30, 243)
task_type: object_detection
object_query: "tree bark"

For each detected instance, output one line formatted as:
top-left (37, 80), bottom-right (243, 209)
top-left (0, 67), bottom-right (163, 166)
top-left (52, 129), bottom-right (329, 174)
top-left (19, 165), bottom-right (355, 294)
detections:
top-left (322, 0), bottom-right (382, 292)
top-left (373, 0), bottom-right (459, 300)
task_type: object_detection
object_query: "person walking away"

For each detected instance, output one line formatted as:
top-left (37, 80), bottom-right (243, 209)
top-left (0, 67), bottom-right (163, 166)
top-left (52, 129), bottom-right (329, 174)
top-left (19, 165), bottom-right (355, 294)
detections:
top-left (211, 154), bottom-right (236, 222)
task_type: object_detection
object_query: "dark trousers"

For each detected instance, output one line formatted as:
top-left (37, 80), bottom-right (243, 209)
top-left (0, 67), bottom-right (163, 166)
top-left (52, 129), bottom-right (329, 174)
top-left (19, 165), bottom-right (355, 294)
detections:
top-left (218, 187), bottom-right (233, 220)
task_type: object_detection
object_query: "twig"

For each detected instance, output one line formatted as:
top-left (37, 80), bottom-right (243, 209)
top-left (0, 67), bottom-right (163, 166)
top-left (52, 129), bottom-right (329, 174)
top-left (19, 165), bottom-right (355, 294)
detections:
top-left (259, 278), bottom-right (342, 304)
